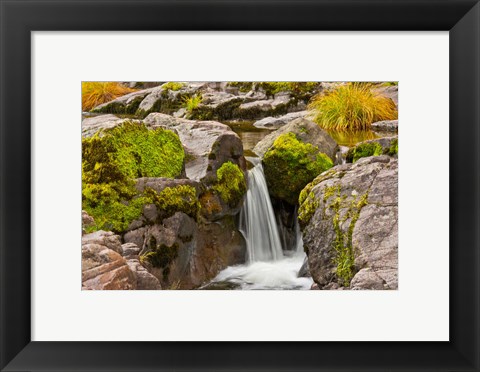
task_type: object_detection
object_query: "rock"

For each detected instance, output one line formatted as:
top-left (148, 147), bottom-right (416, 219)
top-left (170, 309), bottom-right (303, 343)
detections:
top-left (126, 259), bottom-right (162, 290)
top-left (371, 119), bottom-right (398, 132)
top-left (373, 85), bottom-right (398, 108)
top-left (253, 117), bottom-right (338, 160)
top-left (298, 257), bottom-right (311, 278)
top-left (260, 119), bottom-right (338, 204)
top-left (144, 113), bottom-right (246, 183)
top-left (82, 230), bottom-right (123, 254)
top-left (298, 156), bottom-right (398, 290)
top-left (82, 114), bottom-right (124, 138)
top-left (82, 210), bottom-right (95, 234)
top-left (82, 243), bottom-right (136, 290)
top-left (91, 88), bottom-right (156, 114)
top-left (345, 136), bottom-right (398, 163)
top-left (310, 283), bottom-right (320, 290)
top-left (136, 82), bottom-right (204, 116)
top-left (121, 242), bottom-right (141, 259)
top-left (253, 111), bottom-right (310, 129)
top-left (126, 212), bottom-right (246, 289)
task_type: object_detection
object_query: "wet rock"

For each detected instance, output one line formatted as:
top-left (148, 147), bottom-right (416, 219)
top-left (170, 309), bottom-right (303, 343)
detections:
top-left (298, 257), bottom-right (311, 278)
top-left (299, 156), bottom-right (398, 290)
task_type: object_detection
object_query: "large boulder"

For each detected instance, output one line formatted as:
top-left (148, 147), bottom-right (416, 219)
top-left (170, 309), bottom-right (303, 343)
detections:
top-left (143, 113), bottom-right (246, 183)
top-left (253, 117), bottom-right (338, 160)
top-left (81, 115), bottom-right (142, 138)
top-left (256, 118), bottom-right (338, 205)
top-left (298, 156), bottom-right (398, 290)
top-left (82, 230), bottom-right (122, 254)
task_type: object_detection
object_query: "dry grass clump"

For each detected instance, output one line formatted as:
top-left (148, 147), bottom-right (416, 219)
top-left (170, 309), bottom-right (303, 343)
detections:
top-left (308, 83), bottom-right (397, 131)
top-left (82, 82), bottom-right (136, 111)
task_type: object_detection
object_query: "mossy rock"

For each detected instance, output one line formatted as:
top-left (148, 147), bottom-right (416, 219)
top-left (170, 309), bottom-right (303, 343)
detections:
top-left (346, 136), bottom-right (398, 163)
top-left (82, 121), bottom-right (186, 233)
top-left (212, 161), bottom-right (247, 207)
top-left (263, 132), bottom-right (333, 205)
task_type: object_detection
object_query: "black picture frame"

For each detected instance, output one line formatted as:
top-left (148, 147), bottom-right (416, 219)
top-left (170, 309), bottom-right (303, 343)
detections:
top-left (1, 0), bottom-right (479, 371)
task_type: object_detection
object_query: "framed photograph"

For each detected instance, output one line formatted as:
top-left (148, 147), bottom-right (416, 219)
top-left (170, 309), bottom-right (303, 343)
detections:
top-left (1, 0), bottom-right (479, 371)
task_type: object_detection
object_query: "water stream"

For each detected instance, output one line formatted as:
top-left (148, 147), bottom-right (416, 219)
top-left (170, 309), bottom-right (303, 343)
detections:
top-left (204, 158), bottom-right (312, 290)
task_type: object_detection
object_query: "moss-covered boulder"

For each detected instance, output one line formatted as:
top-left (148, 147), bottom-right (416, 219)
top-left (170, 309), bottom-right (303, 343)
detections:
top-left (299, 156), bottom-right (398, 290)
top-left (82, 121), bottom-right (186, 233)
top-left (253, 117), bottom-right (338, 160)
top-left (345, 136), bottom-right (398, 163)
top-left (262, 132), bottom-right (334, 205)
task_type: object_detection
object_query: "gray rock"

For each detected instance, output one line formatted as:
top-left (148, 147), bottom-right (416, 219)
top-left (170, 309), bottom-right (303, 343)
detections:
top-left (121, 242), bottom-right (141, 259)
top-left (82, 210), bottom-right (95, 234)
top-left (126, 259), bottom-right (162, 290)
top-left (298, 257), bottom-right (311, 278)
top-left (253, 117), bottom-right (338, 161)
top-left (299, 156), bottom-right (398, 290)
top-left (346, 136), bottom-right (398, 163)
top-left (144, 113), bottom-right (245, 182)
top-left (373, 85), bottom-right (398, 108)
top-left (253, 111), bottom-right (310, 129)
top-left (82, 230), bottom-right (123, 254)
top-left (371, 120), bottom-right (398, 132)
top-left (91, 88), bottom-right (155, 114)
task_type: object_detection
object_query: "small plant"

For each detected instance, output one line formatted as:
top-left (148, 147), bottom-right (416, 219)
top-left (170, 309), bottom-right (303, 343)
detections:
top-left (183, 94), bottom-right (202, 112)
top-left (383, 81), bottom-right (399, 86)
top-left (82, 82), bottom-right (136, 111)
top-left (308, 83), bottom-right (397, 131)
top-left (162, 82), bottom-right (184, 91)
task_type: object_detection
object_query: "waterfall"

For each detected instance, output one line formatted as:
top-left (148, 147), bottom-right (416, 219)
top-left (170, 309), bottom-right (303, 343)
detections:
top-left (239, 159), bottom-right (283, 263)
top-left (294, 209), bottom-right (304, 253)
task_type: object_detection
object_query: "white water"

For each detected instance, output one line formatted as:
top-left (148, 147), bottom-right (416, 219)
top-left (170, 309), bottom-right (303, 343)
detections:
top-left (238, 160), bottom-right (283, 262)
top-left (206, 159), bottom-right (313, 290)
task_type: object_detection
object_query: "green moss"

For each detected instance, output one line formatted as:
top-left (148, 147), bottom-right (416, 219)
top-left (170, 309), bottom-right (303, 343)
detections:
top-left (346, 142), bottom-right (383, 163)
top-left (136, 92), bottom-right (192, 117)
top-left (82, 121), bottom-right (185, 232)
top-left (141, 241), bottom-right (179, 280)
top-left (298, 191), bottom-right (319, 227)
top-left (212, 162), bottom-right (247, 207)
top-left (328, 187), bottom-right (368, 286)
top-left (162, 82), bottom-right (184, 91)
top-left (263, 132), bottom-right (333, 205)
top-left (385, 138), bottom-right (398, 156)
top-left (144, 185), bottom-right (199, 220)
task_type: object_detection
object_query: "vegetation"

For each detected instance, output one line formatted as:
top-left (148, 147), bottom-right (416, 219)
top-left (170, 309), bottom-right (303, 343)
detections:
top-left (308, 83), bottom-right (398, 131)
top-left (263, 133), bottom-right (333, 205)
top-left (82, 82), bottom-right (136, 111)
top-left (140, 236), bottom-right (179, 280)
top-left (82, 121), bottom-right (185, 232)
top-left (162, 82), bottom-right (185, 91)
top-left (346, 138), bottom-right (398, 163)
top-left (144, 185), bottom-right (199, 220)
top-left (183, 94), bottom-right (203, 112)
top-left (212, 162), bottom-right (247, 207)
top-left (228, 82), bottom-right (318, 99)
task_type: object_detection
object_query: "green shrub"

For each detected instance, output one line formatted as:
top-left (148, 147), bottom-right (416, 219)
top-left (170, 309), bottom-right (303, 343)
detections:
top-left (346, 142), bottom-right (383, 163)
top-left (212, 162), bottom-right (247, 207)
top-left (308, 83), bottom-right (398, 131)
top-left (263, 133), bottom-right (333, 205)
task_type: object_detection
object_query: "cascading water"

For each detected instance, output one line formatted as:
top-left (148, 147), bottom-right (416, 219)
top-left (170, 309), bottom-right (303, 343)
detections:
top-left (203, 158), bottom-right (313, 290)
top-left (238, 159), bottom-right (283, 263)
